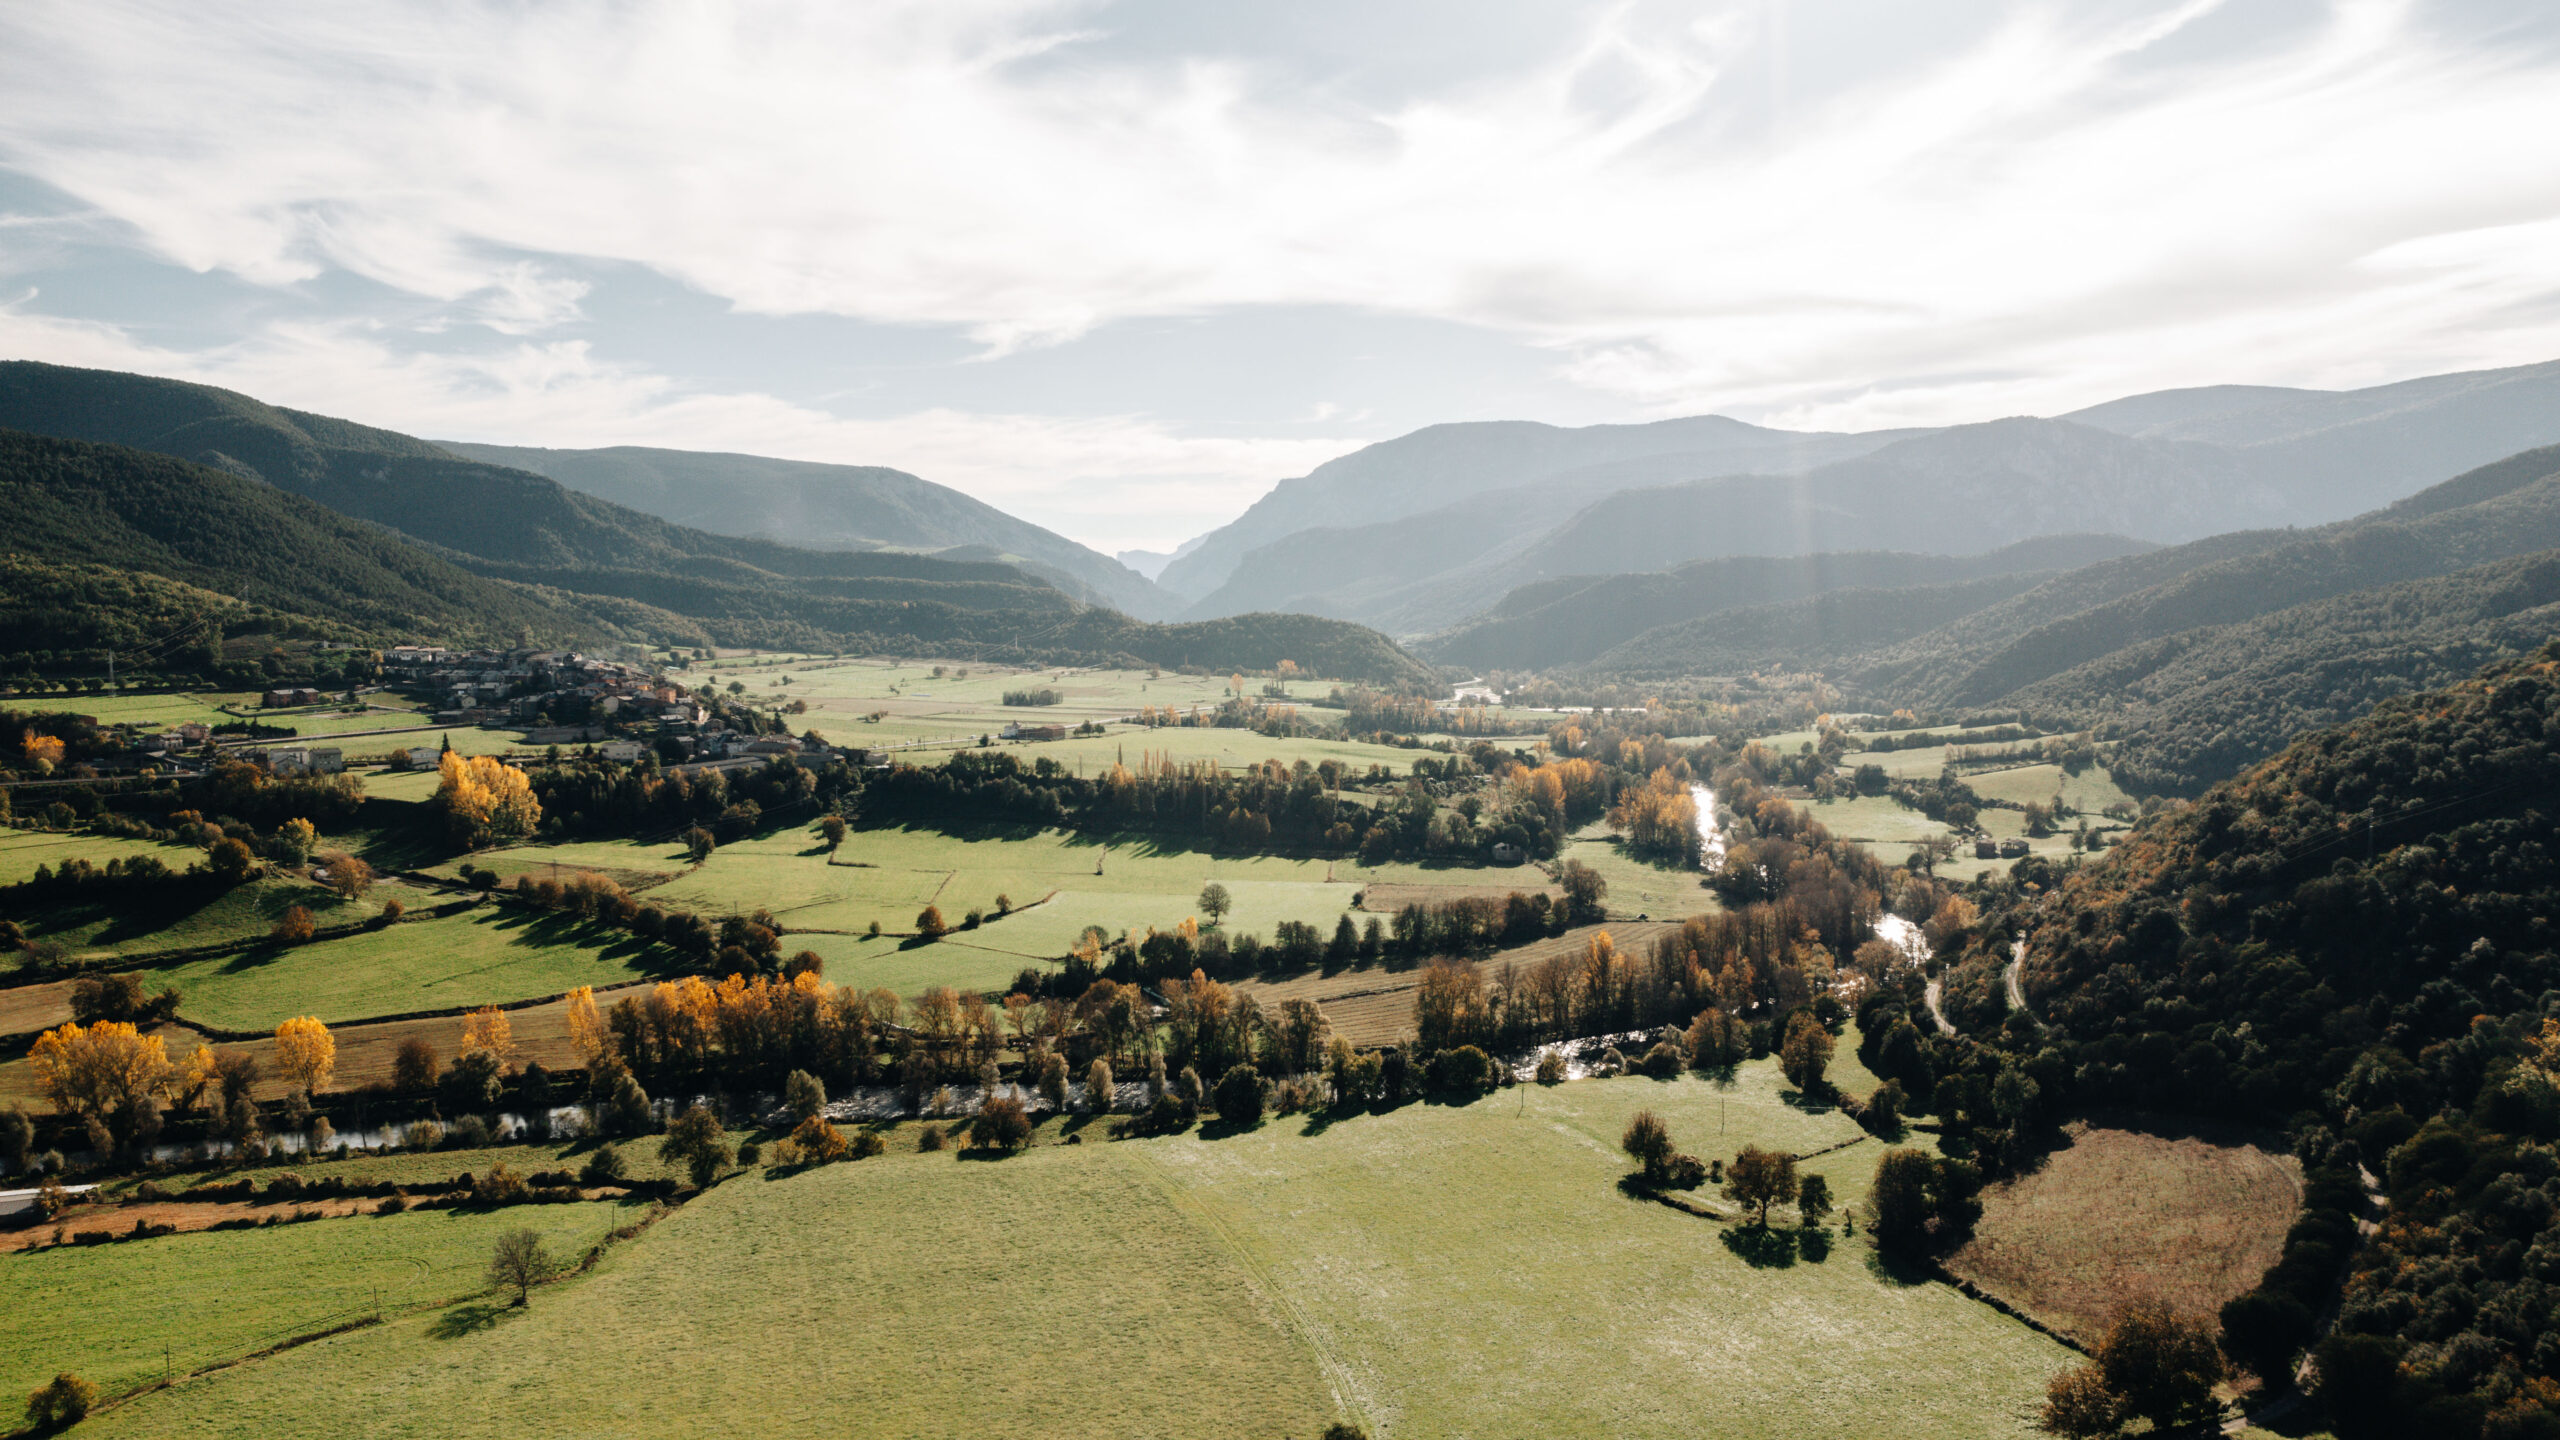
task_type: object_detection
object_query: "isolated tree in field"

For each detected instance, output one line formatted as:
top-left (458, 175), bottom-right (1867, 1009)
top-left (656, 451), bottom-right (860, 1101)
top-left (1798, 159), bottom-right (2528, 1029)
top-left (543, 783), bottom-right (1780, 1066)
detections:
top-left (488, 1227), bottom-right (558, 1306)
top-left (660, 1103), bottom-right (733, 1186)
top-left (1779, 1012), bottom-right (1835, 1092)
top-left (270, 904), bottom-right (317, 945)
top-left (24, 1372), bottom-right (97, 1428)
top-left (207, 837), bottom-right (257, 886)
top-left (29, 1021), bottom-right (170, 1138)
top-left (1087, 1058), bottom-right (1115, 1114)
top-left (436, 752), bottom-right (542, 848)
top-left (1621, 1110), bottom-right (1673, 1181)
top-left (1869, 1148), bottom-right (1936, 1248)
top-left (683, 826), bottom-right (717, 862)
top-left (459, 1005), bottom-right (515, 1065)
top-left (580, 1144), bottom-right (628, 1185)
top-left (1796, 1173), bottom-right (1834, 1228)
top-left (1214, 1064), bottom-right (1265, 1127)
top-left (564, 985), bottom-right (609, 1066)
top-left (819, 815), bottom-right (847, 854)
top-left (790, 1113), bottom-right (851, 1163)
top-left (322, 852), bottom-right (373, 899)
top-left (1724, 1145), bottom-right (1798, 1226)
top-left (975, 1091), bottom-right (1032, 1151)
top-left (2037, 1365), bottom-right (2120, 1439)
top-left (273, 1015), bottom-right (335, 1098)
top-left (914, 905), bottom-right (948, 941)
top-left (1197, 882), bottom-right (1232, 925)
top-left (784, 1069), bottom-right (827, 1123)
top-left (392, 1038), bottom-right (438, 1092)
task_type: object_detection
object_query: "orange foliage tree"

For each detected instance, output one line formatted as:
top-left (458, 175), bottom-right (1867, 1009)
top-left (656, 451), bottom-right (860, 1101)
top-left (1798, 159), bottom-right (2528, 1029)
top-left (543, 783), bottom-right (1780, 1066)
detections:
top-left (30, 1021), bottom-right (171, 1129)
top-left (273, 1015), bottom-right (336, 1096)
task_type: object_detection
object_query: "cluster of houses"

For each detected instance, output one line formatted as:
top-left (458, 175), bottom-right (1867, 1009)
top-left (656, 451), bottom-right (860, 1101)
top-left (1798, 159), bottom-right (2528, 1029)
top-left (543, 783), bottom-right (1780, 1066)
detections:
top-left (260, 686), bottom-right (328, 708)
top-left (1973, 836), bottom-right (2033, 860)
top-left (380, 646), bottom-right (691, 728)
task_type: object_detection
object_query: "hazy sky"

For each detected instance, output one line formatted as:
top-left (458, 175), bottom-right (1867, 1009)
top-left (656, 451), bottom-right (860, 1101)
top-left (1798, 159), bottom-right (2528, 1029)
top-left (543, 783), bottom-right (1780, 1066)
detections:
top-left (3, 0), bottom-right (2557, 554)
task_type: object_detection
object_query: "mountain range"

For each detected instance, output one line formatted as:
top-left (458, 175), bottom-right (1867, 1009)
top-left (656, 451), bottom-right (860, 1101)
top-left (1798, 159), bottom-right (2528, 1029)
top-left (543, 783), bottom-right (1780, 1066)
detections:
top-left (0, 362), bottom-right (1431, 684)
top-left (1159, 358), bottom-right (2560, 636)
top-left (440, 442), bottom-right (1171, 618)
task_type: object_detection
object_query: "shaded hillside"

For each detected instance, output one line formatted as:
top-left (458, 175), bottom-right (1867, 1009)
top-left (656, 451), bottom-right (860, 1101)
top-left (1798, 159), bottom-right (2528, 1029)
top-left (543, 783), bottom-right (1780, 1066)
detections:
top-left (1935, 646), bottom-right (2560, 1434)
top-left (1874, 445), bottom-right (2560, 709)
top-left (1158, 415), bottom-right (1903, 599)
top-left (1511, 419), bottom-right (2288, 583)
top-left (2013, 549), bottom-right (2560, 793)
top-left (0, 363), bottom-right (1433, 680)
top-left (0, 428), bottom-right (613, 648)
top-left (1420, 534), bottom-right (2152, 671)
top-left (442, 441), bottom-right (1171, 618)
top-left (1577, 574), bottom-right (2062, 680)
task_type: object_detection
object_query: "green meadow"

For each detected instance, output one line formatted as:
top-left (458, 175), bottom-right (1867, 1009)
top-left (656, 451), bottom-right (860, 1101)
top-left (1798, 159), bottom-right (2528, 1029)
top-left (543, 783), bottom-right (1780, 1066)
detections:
top-left (132, 908), bottom-right (673, 1031)
top-left (76, 1057), bottom-right (2070, 1440)
top-left (0, 1201), bottom-right (642, 1405)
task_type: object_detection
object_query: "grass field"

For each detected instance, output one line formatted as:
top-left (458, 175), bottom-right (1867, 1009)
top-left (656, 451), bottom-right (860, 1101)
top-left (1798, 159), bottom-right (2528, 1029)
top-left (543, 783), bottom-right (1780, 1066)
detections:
top-left (468, 824), bottom-right (1554, 968)
top-left (1944, 1120), bottom-right (2301, 1344)
top-left (1963, 762), bottom-right (2136, 816)
top-left (79, 1055), bottom-right (2071, 1440)
top-left (1556, 828), bottom-right (1717, 920)
top-left (12, 874), bottom-right (383, 965)
top-left (0, 1200), bottom-right (643, 1405)
top-left (0, 829), bottom-right (203, 887)
top-left (128, 907), bottom-right (675, 1032)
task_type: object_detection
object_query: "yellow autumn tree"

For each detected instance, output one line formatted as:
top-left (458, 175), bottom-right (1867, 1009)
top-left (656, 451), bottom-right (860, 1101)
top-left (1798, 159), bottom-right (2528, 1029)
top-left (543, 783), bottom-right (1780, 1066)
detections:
top-left (435, 752), bottom-right (542, 848)
top-left (273, 1015), bottom-right (336, 1096)
top-left (564, 985), bottom-right (609, 1065)
top-left (30, 1021), bottom-right (171, 1127)
top-left (460, 1005), bottom-right (515, 1063)
top-left (21, 734), bottom-right (64, 769)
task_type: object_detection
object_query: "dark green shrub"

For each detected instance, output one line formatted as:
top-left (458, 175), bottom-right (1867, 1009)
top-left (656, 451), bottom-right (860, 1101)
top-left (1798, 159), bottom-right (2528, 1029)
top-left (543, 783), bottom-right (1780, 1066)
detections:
top-left (1214, 1065), bottom-right (1265, 1128)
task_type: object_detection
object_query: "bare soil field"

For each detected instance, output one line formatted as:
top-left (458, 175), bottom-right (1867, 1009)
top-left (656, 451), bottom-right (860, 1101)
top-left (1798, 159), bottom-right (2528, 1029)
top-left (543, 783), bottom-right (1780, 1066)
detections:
top-left (1945, 1119), bottom-right (2302, 1344)
top-left (0, 977), bottom-right (76, 1037)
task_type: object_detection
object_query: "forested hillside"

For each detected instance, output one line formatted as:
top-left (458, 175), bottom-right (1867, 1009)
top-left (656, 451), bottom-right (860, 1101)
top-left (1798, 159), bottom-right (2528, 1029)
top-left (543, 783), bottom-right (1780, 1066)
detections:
top-left (1421, 534), bottom-right (2150, 671)
top-left (442, 441), bottom-right (1171, 618)
top-left (2015, 550), bottom-right (2560, 793)
top-left (0, 364), bottom-right (1437, 682)
top-left (1931, 646), bottom-right (2560, 1436)
top-left (0, 428), bottom-right (612, 650)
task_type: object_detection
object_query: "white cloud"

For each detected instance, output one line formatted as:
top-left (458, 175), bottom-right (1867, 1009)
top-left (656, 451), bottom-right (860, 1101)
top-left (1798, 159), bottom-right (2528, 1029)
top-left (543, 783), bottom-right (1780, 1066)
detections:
top-left (0, 0), bottom-right (2556, 540)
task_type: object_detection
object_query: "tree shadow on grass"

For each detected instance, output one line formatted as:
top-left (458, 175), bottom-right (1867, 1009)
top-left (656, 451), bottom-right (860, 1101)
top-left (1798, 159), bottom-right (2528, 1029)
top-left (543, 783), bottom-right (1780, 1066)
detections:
top-left (428, 1301), bottom-right (513, 1340)
top-left (1863, 1243), bottom-right (1936, 1289)
top-left (1723, 1224), bottom-right (1798, 1268)
top-left (1797, 1226), bottom-right (1833, 1263)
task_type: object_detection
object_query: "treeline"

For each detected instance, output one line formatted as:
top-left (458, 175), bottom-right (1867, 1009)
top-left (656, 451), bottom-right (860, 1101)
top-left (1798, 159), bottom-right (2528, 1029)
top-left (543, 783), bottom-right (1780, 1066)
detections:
top-left (1923, 646), bottom-right (2560, 1436)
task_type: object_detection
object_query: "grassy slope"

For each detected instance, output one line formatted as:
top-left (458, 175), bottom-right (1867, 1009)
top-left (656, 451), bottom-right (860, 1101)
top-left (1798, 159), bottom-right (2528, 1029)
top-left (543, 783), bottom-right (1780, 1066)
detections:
top-left (137, 908), bottom-right (674, 1031)
top-left (14, 877), bottom-right (380, 967)
top-left (84, 1062), bottom-right (2069, 1440)
top-left (0, 1201), bottom-right (640, 1403)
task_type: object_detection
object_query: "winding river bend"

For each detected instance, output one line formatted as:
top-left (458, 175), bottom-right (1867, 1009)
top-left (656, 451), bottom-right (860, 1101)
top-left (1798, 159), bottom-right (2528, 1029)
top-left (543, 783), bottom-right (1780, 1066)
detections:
top-left (1693, 779), bottom-right (1929, 965)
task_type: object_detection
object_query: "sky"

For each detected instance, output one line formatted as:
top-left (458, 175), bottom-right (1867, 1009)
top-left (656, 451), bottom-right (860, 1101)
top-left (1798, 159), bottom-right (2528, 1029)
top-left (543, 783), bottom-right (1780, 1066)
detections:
top-left (2, 0), bottom-right (2557, 557)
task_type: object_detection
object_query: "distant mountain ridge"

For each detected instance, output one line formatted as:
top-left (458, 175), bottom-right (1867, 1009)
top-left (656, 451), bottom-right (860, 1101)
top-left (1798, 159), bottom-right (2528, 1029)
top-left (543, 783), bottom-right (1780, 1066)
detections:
top-left (1419, 534), bottom-right (2156, 672)
top-left (440, 442), bottom-right (1173, 618)
top-left (1165, 357), bottom-right (2560, 636)
top-left (0, 362), bottom-right (1436, 683)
